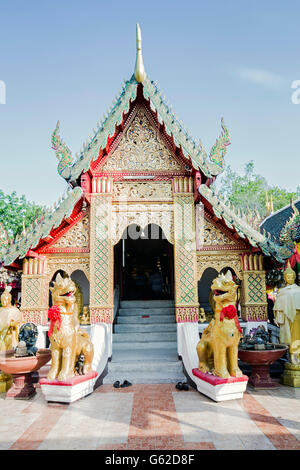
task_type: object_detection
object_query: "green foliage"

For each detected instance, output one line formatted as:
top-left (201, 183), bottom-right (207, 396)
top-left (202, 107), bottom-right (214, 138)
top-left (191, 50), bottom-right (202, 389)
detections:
top-left (216, 161), bottom-right (300, 216)
top-left (0, 190), bottom-right (45, 240)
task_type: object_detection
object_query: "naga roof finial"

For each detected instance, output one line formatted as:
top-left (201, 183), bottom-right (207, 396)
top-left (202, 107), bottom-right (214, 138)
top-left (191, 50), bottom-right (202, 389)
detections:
top-left (134, 23), bottom-right (146, 83)
top-left (279, 201), bottom-right (300, 252)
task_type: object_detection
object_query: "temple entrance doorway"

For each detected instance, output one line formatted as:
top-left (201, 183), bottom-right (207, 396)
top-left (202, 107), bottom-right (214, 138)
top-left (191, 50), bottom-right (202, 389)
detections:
top-left (114, 224), bottom-right (174, 301)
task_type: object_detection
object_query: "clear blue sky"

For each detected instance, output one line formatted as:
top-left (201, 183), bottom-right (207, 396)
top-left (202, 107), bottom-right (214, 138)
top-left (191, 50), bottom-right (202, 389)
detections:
top-left (0, 0), bottom-right (300, 206)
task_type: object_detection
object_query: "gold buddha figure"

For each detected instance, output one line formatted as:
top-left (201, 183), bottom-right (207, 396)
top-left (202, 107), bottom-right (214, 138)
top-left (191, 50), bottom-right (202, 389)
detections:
top-left (79, 306), bottom-right (90, 325)
top-left (0, 285), bottom-right (22, 351)
top-left (274, 262), bottom-right (300, 366)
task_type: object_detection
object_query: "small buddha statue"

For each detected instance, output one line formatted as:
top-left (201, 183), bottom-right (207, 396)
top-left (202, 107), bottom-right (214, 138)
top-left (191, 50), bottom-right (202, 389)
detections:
top-left (0, 286), bottom-right (22, 351)
top-left (273, 262), bottom-right (300, 365)
top-left (79, 306), bottom-right (90, 325)
top-left (15, 340), bottom-right (28, 357)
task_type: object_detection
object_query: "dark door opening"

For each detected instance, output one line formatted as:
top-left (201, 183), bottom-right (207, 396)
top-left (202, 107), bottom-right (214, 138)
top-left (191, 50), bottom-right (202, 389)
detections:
top-left (114, 224), bottom-right (174, 301)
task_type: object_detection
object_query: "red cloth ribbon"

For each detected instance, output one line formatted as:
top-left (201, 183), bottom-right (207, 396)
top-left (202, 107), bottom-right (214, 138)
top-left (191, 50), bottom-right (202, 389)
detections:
top-left (48, 305), bottom-right (62, 337)
top-left (289, 244), bottom-right (300, 268)
top-left (220, 305), bottom-right (242, 333)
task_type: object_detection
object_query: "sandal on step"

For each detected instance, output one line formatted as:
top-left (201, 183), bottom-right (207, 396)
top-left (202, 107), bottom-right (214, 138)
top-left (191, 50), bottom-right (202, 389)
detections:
top-left (176, 382), bottom-right (183, 390)
top-left (113, 381), bottom-right (120, 388)
top-left (121, 380), bottom-right (132, 388)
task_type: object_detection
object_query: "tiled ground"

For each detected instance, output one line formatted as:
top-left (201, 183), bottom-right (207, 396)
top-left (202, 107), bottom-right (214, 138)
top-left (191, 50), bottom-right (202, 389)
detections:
top-left (1, 383), bottom-right (300, 450)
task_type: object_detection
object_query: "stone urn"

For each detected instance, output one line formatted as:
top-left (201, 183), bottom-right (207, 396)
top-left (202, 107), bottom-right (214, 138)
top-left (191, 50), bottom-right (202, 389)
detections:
top-left (238, 345), bottom-right (288, 389)
top-left (0, 348), bottom-right (51, 399)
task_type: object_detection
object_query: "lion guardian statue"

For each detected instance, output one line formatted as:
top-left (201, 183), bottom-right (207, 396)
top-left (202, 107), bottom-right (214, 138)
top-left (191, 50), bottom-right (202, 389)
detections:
top-left (47, 273), bottom-right (94, 382)
top-left (196, 270), bottom-right (243, 379)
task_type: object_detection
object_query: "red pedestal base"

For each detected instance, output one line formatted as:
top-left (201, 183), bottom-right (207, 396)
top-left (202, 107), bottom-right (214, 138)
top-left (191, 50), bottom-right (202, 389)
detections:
top-left (238, 346), bottom-right (288, 390)
top-left (6, 372), bottom-right (36, 400)
top-left (248, 364), bottom-right (278, 389)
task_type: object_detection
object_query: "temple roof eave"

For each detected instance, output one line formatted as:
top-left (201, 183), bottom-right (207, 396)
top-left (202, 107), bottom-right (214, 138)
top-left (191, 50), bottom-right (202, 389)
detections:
top-left (1, 186), bottom-right (83, 266)
top-left (198, 184), bottom-right (293, 263)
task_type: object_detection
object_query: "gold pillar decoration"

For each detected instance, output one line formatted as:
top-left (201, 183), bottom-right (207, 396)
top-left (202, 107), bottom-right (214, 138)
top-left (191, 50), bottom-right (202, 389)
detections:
top-left (20, 256), bottom-right (49, 325)
top-left (89, 179), bottom-right (114, 324)
top-left (173, 177), bottom-right (199, 322)
top-left (240, 254), bottom-right (268, 322)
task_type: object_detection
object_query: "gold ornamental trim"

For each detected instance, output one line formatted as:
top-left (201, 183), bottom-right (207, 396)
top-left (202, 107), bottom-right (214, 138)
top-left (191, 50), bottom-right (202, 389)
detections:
top-left (197, 251), bottom-right (243, 279)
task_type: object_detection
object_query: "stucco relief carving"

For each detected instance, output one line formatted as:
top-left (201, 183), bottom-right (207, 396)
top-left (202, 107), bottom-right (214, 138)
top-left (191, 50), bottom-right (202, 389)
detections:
top-left (113, 182), bottom-right (173, 201)
top-left (201, 219), bottom-right (236, 247)
top-left (197, 252), bottom-right (243, 279)
top-left (51, 214), bottom-right (89, 249)
top-left (102, 107), bottom-right (183, 172)
top-left (47, 257), bottom-right (90, 281)
top-left (111, 204), bottom-right (174, 245)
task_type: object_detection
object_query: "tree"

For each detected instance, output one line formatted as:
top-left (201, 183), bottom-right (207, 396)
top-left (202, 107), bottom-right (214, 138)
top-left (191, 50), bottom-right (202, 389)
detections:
top-left (215, 161), bottom-right (300, 216)
top-left (0, 190), bottom-right (45, 240)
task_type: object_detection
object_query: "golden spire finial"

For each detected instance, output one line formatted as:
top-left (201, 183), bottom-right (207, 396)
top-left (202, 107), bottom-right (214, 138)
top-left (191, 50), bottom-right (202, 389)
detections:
top-left (265, 191), bottom-right (274, 216)
top-left (134, 23), bottom-right (146, 83)
top-left (270, 193), bottom-right (274, 213)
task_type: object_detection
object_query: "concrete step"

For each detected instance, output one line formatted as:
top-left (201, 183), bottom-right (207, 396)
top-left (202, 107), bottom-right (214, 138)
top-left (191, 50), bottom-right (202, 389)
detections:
top-left (113, 341), bottom-right (178, 350)
top-left (111, 348), bottom-right (179, 363)
top-left (120, 300), bottom-right (174, 309)
top-left (103, 370), bottom-right (185, 385)
top-left (118, 308), bottom-right (175, 316)
top-left (107, 361), bottom-right (183, 373)
top-left (114, 323), bottom-right (177, 333)
top-left (117, 315), bottom-right (175, 324)
top-left (113, 332), bottom-right (177, 343)
top-left (103, 354), bottom-right (185, 384)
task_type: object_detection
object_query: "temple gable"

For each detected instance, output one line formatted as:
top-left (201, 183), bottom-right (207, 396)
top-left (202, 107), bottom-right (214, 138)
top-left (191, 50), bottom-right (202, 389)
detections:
top-left (41, 213), bottom-right (90, 253)
top-left (101, 106), bottom-right (185, 173)
top-left (199, 218), bottom-right (247, 250)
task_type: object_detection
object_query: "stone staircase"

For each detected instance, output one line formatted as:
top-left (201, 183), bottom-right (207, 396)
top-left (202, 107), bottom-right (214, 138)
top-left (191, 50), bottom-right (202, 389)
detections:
top-left (103, 300), bottom-right (185, 384)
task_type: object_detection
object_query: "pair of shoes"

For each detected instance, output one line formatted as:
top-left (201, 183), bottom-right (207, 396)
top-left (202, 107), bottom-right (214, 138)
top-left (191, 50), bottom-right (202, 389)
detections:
top-left (113, 380), bottom-right (132, 388)
top-left (175, 382), bottom-right (189, 391)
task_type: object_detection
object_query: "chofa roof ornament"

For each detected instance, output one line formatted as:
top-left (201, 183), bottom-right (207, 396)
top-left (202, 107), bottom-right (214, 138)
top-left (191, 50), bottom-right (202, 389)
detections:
top-left (134, 23), bottom-right (146, 83)
top-left (279, 201), bottom-right (300, 253)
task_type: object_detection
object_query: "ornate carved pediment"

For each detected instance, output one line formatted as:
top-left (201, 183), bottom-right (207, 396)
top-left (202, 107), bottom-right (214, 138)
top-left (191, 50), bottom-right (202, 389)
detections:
top-left (198, 218), bottom-right (246, 250)
top-left (51, 214), bottom-right (90, 250)
top-left (47, 255), bottom-right (90, 281)
top-left (203, 219), bottom-right (236, 246)
top-left (197, 252), bottom-right (243, 279)
top-left (111, 203), bottom-right (174, 246)
top-left (101, 106), bottom-right (185, 172)
top-left (113, 181), bottom-right (173, 201)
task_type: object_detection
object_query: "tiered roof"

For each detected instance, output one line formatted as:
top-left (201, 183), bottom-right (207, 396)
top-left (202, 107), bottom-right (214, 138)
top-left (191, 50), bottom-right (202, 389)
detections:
top-left (261, 199), bottom-right (300, 244)
top-left (199, 184), bottom-right (295, 263)
top-left (1, 187), bottom-right (83, 266)
top-left (53, 80), bottom-right (230, 184)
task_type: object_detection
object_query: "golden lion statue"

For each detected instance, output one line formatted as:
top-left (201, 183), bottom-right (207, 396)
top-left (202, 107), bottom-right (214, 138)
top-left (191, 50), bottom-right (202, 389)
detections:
top-left (197, 270), bottom-right (243, 379)
top-left (47, 274), bottom-right (94, 381)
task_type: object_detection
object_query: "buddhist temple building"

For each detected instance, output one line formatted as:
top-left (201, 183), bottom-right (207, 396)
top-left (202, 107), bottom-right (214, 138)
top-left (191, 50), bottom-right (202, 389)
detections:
top-left (0, 25), bottom-right (299, 383)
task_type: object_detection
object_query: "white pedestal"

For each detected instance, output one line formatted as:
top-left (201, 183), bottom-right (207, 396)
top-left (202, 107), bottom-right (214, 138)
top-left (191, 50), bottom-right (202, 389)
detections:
top-left (192, 369), bottom-right (248, 402)
top-left (39, 371), bottom-right (98, 403)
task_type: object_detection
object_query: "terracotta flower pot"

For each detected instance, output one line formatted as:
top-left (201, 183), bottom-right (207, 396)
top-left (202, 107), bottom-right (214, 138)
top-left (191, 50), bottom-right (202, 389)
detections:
top-left (0, 349), bottom-right (51, 399)
top-left (238, 345), bottom-right (288, 389)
